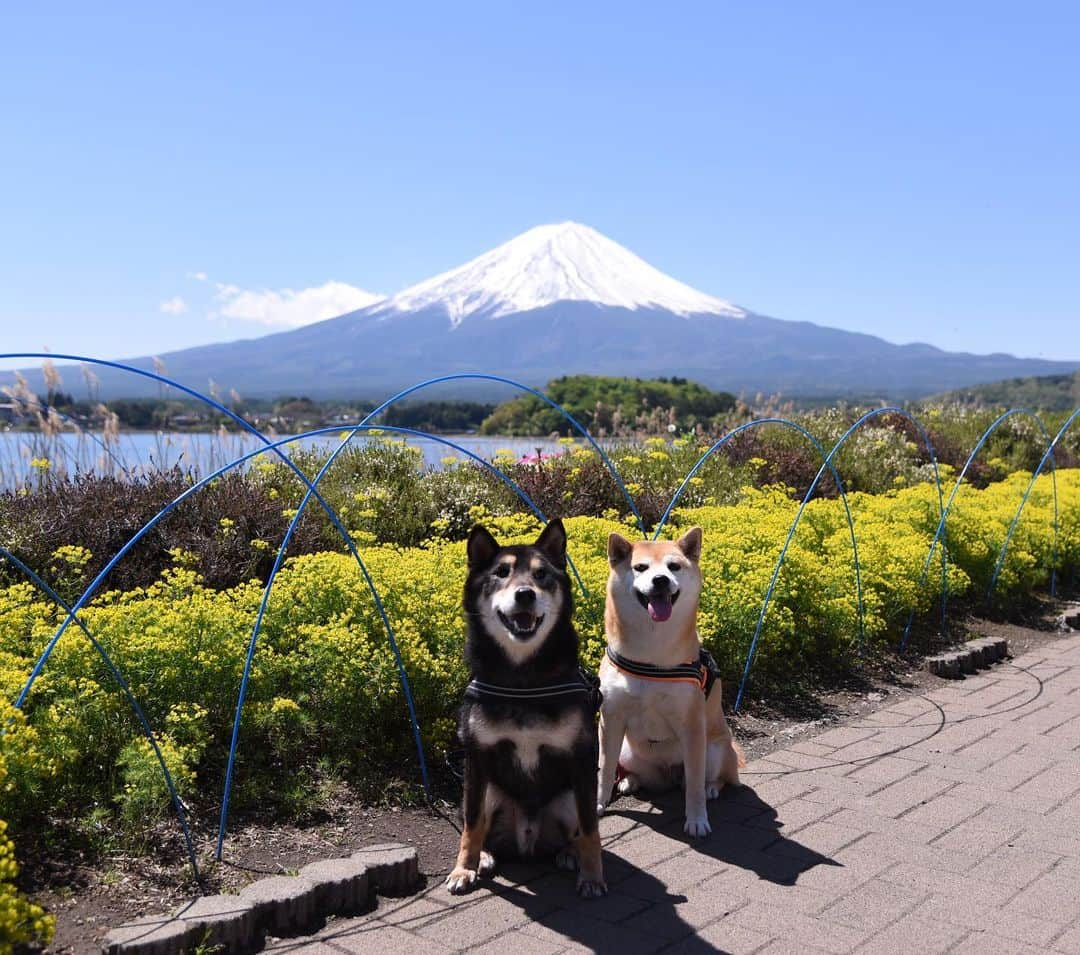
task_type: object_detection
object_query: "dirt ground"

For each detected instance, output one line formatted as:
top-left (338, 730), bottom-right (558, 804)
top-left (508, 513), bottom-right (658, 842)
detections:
top-left (30, 600), bottom-right (1080, 955)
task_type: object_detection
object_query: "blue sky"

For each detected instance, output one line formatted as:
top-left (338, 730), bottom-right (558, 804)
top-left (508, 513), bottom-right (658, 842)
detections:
top-left (1, 1), bottom-right (1077, 373)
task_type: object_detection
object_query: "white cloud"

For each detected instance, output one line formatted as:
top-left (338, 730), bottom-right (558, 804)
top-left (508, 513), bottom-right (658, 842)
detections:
top-left (188, 271), bottom-right (209, 282)
top-left (212, 281), bottom-right (384, 328)
top-left (160, 296), bottom-right (188, 315)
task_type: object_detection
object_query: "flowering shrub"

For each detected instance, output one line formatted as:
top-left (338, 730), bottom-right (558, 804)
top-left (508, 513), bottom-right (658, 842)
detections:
top-left (0, 470), bottom-right (1074, 870)
top-left (0, 704), bottom-right (54, 952)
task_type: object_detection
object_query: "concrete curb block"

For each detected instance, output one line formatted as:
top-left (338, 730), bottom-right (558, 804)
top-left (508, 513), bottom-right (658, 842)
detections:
top-left (101, 845), bottom-right (420, 954)
top-left (101, 914), bottom-right (201, 955)
top-left (926, 638), bottom-right (1009, 678)
top-left (351, 842), bottom-right (421, 895)
top-left (299, 858), bottom-right (370, 914)
top-left (172, 895), bottom-right (256, 952)
top-left (239, 875), bottom-right (319, 937)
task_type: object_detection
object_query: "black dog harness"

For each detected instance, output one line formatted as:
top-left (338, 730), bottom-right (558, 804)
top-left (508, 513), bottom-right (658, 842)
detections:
top-left (606, 646), bottom-right (720, 698)
top-left (463, 666), bottom-right (602, 712)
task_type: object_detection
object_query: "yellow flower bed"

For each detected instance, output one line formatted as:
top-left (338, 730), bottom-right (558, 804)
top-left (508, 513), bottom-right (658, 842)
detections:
top-left (0, 470), bottom-right (1074, 854)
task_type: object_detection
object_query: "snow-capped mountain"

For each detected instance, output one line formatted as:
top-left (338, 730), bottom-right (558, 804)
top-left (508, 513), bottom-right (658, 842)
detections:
top-left (373, 221), bottom-right (745, 323)
top-left (9, 223), bottom-right (1079, 400)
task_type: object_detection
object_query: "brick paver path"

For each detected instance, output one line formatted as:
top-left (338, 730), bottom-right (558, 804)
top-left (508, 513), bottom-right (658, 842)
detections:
top-left (267, 636), bottom-right (1080, 953)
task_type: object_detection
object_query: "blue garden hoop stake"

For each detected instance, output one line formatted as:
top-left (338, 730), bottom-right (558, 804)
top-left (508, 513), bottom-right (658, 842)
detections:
top-left (899, 409), bottom-right (1056, 650)
top-left (730, 409), bottom-right (945, 710)
top-left (0, 360), bottom-right (438, 859)
top-left (987, 406), bottom-right (1079, 602)
top-left (362, 374), bottom-right (646, 535)
top-left (6, 424), bottom-right (425, 860)
top-left (2, 357), bottom-right (433, 802)
top-left (0, 546), bottom-right (199, 878)
top-left (215, 424), bottom-right (591, 858)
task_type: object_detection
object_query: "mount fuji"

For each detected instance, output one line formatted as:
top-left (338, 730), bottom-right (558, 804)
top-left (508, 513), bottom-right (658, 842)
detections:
top-left (13, 222), bottom-right (1080, 400)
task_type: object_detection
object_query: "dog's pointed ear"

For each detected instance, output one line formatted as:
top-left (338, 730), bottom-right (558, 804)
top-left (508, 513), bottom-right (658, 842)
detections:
top-left (677, 526), bottom-right (703, 564)
top-left (608, 532), bottom-right (633, 568)
top-left (467, 524), bottom-right (500, 569)
top-left (535, 519), bottom-right (567, 568)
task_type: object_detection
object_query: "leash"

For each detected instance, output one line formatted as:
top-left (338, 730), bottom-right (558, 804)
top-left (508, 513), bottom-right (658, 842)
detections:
top-left (605, 646), bottom-right (719, 698)
top-left (463, 666), bottom-right (602, 712)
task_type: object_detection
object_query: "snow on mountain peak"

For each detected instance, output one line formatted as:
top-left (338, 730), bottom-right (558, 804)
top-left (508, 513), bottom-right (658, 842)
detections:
top-left (376, 221), bottom-right (746, 323)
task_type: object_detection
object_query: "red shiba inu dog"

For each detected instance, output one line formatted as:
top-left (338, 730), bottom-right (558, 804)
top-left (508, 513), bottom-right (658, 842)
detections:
top-left (597, 527), bottom-right (743, 837)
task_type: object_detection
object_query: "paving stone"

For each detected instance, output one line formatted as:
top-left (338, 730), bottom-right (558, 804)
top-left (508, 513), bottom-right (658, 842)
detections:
top-left (1051, 924), bottom-right (1080, 955)
top-left (299, 857), bottom-right (370, 914)
top-left (767, 819), bottom-right (866, 860)
top-left (730, 901), bottom-right (870, 954)
top-left (239, 875), bottom-right (319, 936)
top-left (413, 891), bottom-right (536, 949)
top-left (171, 895), bottom-right (256, 952)
top-left (371, 893), bottom-right (452, 930)
top-left (328, 920), bottom-right (455, 953)
top-left (468, 929), bottom-right (567, 954)
top-left (101, 913), bottom-right (200, 955)
top-left (949, 931), bottom-right (1053, 955)
top-left (1008, 872), bottom-right (1080, 920)
top-left (968, 843), bottom-right (1059, 889)
top-left (817, 878), bottom-right (927, 933)
top-left (845, 754), bottom-right (925, 789)
top-left (855, 914), bottom-right (968, 954)
top-left (663, 915), bottom-right (774, 954)
top-left (877, 861), bottom-right (1014, 906)
top-left (350, 843), bottom-right (419, 896)
top-left (521, 909), bottom-right (671, 953)
top-left (865, 772), bottom-right (954, 818)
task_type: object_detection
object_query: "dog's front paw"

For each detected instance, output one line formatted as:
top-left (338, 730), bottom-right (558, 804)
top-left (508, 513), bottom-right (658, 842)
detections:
top-left (445, 867), bottom-right (479, 894)
top-left (478, 851), bottom-right (496, 877)
top-left (706, 783), bottom-right (722, 800)
top-left (596, 800), bottom-right (607, 817)
top-left (576, 874), bottom-right (608, 898)
top-left (684, 813), bottom-right (711, 838)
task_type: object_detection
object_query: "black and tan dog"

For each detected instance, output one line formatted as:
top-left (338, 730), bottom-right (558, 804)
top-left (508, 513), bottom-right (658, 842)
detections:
top-left (447, 519), bottom-right (606, 898)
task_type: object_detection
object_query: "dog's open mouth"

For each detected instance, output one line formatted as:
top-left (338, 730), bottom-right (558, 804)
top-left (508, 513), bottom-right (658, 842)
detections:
top-left (497, 610), bottom-right (544, 639)
top-left (636, 590), bottom-right (679, 623)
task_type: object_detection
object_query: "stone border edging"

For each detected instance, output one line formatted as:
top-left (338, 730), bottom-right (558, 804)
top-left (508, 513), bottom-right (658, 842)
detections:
top-left (101, 843), bottom-right (419, 954)
top-left (925, 636), bottom-right (1008, 678)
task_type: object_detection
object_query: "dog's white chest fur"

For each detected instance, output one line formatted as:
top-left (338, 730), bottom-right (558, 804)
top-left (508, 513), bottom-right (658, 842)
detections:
top-left (468, 710), bottom-right (582, 773)
top-left (602, 669), bottom-right (687, 744)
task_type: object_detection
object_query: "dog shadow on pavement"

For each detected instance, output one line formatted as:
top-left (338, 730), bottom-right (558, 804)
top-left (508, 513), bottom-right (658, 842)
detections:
top-left (612, 783), bottom-right (843, 886)
top-left (438, 784), bottom-right (839, 953)
top-left (298, 785), bottom-right (840, 954)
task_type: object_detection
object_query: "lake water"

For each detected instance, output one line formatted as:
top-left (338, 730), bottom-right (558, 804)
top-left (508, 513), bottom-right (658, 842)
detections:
top-left (0, 430), bottom-right (570, 489)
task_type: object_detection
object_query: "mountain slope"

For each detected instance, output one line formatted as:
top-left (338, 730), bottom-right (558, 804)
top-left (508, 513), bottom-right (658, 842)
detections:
top-left (6, 222), bottom-right (1078, 401)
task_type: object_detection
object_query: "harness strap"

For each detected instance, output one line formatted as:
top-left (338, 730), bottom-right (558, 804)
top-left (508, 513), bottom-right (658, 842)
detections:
top-left (464, 666), bottom-right (602, 711)
top-left (607, 646), bottom-right (720, 698)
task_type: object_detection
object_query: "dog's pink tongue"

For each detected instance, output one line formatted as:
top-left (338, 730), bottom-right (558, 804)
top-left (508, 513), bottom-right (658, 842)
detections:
top-left (648, 596), bottom-right (673, 622)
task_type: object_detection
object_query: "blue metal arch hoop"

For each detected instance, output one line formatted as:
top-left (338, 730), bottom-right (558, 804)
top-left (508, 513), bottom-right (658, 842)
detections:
top-left (362, 374), bottom-right (645, 535)
top-left (899, 408), bottom-right (1056, 650)
top-left (650, 416), bottom-right (872, 713)
top-left (734, 408), bottom-right (945, 709)
top-left (7, 414), bottom-right (429, 866)
top-left (987, 407), bottom-right (1079, 601)
top-left (0, 547), bottom-right (198, 877)
top-left (1, 356), bottom-right (436, 814)
top-left (215, 424), bottom-right (594, 858)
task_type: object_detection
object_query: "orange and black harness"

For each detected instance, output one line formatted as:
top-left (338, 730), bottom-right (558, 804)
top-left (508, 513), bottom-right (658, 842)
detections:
top-left (605, 646), bottom-right (719, 698)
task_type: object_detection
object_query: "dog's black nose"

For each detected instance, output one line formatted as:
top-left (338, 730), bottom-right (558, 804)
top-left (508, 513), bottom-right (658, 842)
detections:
top-left (651, 575), bottom-right (670, 592)
top-left (514, 587), bottom-right (536, 607)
